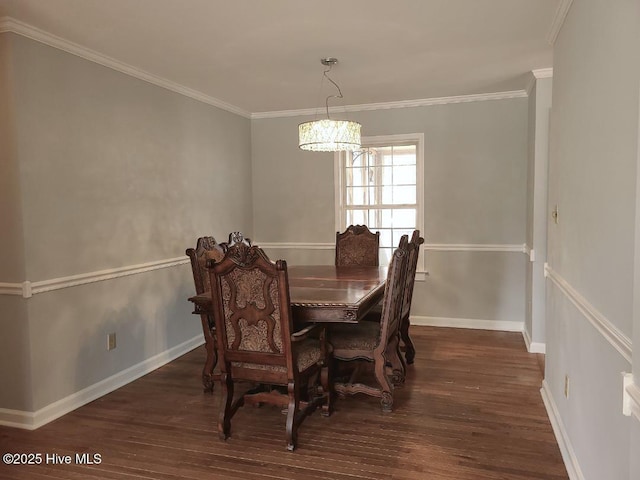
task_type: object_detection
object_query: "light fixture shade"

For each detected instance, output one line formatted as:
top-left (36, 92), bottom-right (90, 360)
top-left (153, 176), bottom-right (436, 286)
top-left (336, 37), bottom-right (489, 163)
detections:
top-left (298, 119), bottom-right (362, 152)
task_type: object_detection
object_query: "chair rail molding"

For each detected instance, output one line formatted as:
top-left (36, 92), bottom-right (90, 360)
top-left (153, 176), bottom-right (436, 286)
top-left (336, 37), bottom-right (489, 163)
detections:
top-left (0, 256), bottom-right (190, 298)
top-left (423, 243), bottom-right (527, 253)
top-left (544, 263), bottom-right (632, 364)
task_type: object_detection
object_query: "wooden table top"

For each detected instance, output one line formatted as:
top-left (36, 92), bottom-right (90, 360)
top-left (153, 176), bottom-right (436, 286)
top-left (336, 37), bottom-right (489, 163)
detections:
top-left (189, 264), bottom-right (387, 324)
top-left (288, 265), bottom-right (387, 323)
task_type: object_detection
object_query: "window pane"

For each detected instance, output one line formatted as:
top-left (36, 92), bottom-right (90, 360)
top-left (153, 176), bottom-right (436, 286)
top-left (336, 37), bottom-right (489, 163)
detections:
top-left (381, 166), bottom-right (393, 185)
top-left (392, 186), bottom-right (416, 204)
top-left (346, 209), bottom-right (366, 225)
top-left (346, 186), bottom-right (367, 205)
top-left (347, 167), bottom-right (368, 188)
top-left (393, 165), bottom-right (415, 184)
top-left (379, 248), bottom-right (393, 266)
top-left (392, 209), bottom-right (416, 228)
top-left (379, 228), bottom-right (393, 248)
top-left (381, 184), bottom-right (393, 204)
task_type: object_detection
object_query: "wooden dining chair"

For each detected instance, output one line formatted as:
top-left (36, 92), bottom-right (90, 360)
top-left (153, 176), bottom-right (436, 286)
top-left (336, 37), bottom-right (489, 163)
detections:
top-left (399, 230), bottom-right (425, 364)
top-left (335, 224), bottom-right (380, 267)
top-left (330, 235), bottom-right (409, 413)
top-left (363, 230), bottom-right (424, 365)
top-left (208, 242), bottom-right (332, 451)
top-left (186, 236), bottom-right (228, 392)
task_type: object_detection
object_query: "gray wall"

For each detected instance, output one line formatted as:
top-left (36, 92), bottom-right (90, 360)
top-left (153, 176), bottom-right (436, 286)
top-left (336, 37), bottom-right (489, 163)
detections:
top-left (253, 98), bottom-right (529, 325)
top-left (0, 33), bottom-right (253, 412)
top-left (546, 0), bottom-right (639, 478)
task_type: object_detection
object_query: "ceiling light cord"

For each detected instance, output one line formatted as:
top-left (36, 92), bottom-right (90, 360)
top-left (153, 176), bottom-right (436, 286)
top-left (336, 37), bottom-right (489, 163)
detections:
top-left (323, 64), bottom-right (343, 120)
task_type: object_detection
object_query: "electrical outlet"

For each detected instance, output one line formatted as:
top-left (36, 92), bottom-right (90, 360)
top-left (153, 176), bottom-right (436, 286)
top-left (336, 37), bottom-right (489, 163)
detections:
top-left (107, 332), bottom-right (116, 351)
top-left (564, 374), bottom-right (570, 398)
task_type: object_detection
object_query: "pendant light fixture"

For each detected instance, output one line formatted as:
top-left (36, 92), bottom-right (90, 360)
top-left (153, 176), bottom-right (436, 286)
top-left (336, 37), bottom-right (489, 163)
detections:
top-left (298, 58), bottom-right (362, 152)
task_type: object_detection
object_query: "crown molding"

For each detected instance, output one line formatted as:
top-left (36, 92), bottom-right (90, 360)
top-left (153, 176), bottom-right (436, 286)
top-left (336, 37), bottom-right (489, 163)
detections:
top-left (0, 16), bottom-right (251, 119)
top-left (532, 68), bottom-right (553, 79)
top-left (547, 0), bottom-right (574, 45)
top-left (251, 90), bottom-right (529, 120)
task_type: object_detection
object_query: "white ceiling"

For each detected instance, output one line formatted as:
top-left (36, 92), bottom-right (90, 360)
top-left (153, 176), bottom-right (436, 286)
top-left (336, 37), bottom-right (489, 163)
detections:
top-left (0, 0), bottom-right (561, 115)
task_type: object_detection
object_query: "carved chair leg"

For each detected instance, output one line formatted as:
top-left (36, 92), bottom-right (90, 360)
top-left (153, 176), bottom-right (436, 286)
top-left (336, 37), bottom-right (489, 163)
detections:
top-left (218, 372), bottom-right (234, 440)
top-left (320, 364), bottom-right (332, 417)
top-left (200, 314), bottom-right (218, 392)
top-left (286, 381), bottom-right (300, 451)
top-left (374, 354), bottom-right (394, 413)
top-left (385, 334), bottom-right (406, 386)
top-left (400, 314), bottom-right (416, 365)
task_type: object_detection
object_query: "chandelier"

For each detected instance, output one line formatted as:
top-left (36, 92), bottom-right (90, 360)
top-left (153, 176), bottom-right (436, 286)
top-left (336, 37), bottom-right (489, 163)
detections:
top-left (298, 58), bottom-right (362, 152)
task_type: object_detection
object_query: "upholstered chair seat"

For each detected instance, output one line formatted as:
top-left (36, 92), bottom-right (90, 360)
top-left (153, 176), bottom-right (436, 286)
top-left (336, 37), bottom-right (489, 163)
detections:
top-left (232, 338), bottom-right (323, 373)
top-left (330, 323), bottom-right (380, 351)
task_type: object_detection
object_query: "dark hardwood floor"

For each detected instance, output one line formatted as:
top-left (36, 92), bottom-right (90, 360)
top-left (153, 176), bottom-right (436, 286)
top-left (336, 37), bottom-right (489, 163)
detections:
top-left (0, 326), bottom-right (568, 480)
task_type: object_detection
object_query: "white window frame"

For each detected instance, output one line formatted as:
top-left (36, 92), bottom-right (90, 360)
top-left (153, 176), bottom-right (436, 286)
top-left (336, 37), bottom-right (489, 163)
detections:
top-left (334, 133), bottom-right (425, 272)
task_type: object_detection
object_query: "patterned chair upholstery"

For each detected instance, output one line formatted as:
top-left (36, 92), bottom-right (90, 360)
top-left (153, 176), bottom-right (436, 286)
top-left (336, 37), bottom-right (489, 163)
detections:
top-left (208, 243), bottom-right (332, 451)
top-left (186, 236), bottom-right (227, 392)
top-left (335, 225), bottom-right (380, 267)
top-left (331, 235), bottom-right (409, 412)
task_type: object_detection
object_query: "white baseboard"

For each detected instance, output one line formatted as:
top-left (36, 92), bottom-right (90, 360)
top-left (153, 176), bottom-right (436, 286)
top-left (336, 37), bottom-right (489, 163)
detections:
top-left (411, 315), bottom-right (524, 332)
top-left (522, 328), bottom-right (546, 354)
top-left (0, 335), bottom-right (204, 430)
top-left (540, 380), bottom-right (584, 480)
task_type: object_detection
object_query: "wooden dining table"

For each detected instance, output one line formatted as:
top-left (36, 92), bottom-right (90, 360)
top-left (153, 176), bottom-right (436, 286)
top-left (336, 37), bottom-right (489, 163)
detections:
top-left (189, 264), bottom-right (387, 325)
top-left (287, 265), bottom-right (387, 324)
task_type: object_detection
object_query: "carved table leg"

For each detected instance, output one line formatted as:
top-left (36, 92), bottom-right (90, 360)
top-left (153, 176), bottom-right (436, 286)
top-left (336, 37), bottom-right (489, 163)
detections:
top-left (200, 314), bottom-right (217, 393)
top-left (400, 313), bottom-right (416, 365)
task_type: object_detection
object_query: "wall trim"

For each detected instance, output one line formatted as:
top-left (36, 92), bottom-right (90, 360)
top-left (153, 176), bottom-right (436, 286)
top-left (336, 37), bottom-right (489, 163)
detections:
top-left (522, 327), bottom-right (546, 354)
top-left (532, 68), bottom-right (554, 79)
top-left (423, 243), bottom-right (527, 253)
top-left (0, 16), bottom-right (530, 121)
top-left (544, 264), bottom-right (632, 364)
top-left (0, 256), bottom-right (190, 298)
top-left (0, 16), bottom-right (251, 119)
top-left (627, 382), bottom-right (640, 421)
top-left (540, 380), bottom-right (585, 480)
top-left (0, 334), bottom-right (203, 430)
top-left (0, 282), bottom-right (23, 296)
top-left (411, 315), bottom-right (524, 332)
top-left (547, 0), bottom-right (574, 45)
top-left (252, 90), bottom-right (528, 119)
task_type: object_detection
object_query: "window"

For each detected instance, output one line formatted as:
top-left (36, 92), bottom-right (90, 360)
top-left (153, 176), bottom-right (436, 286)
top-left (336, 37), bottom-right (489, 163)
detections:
top-left (335, 133), bottom-right (424, 266)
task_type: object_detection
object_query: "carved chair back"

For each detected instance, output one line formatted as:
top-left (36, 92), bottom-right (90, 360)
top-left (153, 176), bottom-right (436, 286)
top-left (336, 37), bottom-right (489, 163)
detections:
top-left (377, 235), bottom-right (409, 352)
top-left (400, 230), bottom-right (425, 320)
top-left (208, 243), bottom-right (294, 382)
top-left (335, 225), bottom-right (380, 267)
top-left (186, 236), bottom-right (227, 295)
